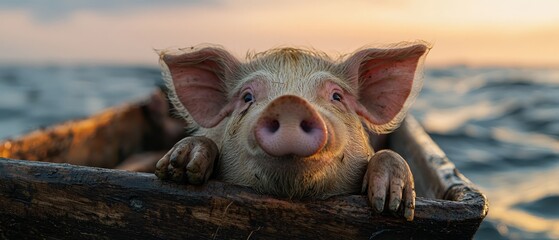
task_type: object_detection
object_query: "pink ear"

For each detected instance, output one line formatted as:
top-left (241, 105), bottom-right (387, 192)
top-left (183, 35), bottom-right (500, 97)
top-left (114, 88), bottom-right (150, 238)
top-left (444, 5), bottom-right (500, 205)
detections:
top-left (343, 43), bottom-right (429, 133)
top-left (160, 47), bottom-right (240, 128)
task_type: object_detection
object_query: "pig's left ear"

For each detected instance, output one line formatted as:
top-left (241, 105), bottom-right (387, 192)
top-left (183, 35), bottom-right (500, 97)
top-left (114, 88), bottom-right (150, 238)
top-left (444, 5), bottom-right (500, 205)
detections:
top-left (341, 42), bottom-right (430, 133)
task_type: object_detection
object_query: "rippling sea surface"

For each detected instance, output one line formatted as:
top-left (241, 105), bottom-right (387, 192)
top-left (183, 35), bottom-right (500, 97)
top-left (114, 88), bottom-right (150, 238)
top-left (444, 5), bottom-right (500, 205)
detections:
top-left (1, 65), bottom-right (558, 239)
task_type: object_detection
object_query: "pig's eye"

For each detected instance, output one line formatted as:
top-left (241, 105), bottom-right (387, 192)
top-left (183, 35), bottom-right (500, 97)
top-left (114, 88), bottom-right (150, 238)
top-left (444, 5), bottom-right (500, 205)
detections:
top-left (243, 92), bottom-right (254, 103)
top-left (332, 92), bottom-right (343, 102)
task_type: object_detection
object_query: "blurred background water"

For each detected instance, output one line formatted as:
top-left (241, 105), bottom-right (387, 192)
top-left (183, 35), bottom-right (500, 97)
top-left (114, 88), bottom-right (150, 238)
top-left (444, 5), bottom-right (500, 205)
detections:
top-left (0, 65), bottom-right (557, 239)
top-left (414, 67), bottom-right (559, 239)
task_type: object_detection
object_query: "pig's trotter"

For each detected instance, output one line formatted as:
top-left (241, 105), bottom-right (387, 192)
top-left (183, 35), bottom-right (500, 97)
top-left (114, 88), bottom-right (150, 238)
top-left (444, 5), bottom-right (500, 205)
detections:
top-left (155, 136), bottom-right (218, 185)
top-left (362, 150), bottom-right (415, 221)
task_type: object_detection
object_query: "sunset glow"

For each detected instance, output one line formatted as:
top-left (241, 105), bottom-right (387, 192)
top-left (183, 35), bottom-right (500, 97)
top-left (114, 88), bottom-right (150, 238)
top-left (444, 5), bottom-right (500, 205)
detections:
top-left (1, 0), bottom-right (559, 66)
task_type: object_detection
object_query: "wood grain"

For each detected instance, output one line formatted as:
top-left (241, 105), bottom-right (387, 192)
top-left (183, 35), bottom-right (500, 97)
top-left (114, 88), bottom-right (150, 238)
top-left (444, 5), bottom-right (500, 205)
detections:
top-left (0, 157), bottom-right (485, 239)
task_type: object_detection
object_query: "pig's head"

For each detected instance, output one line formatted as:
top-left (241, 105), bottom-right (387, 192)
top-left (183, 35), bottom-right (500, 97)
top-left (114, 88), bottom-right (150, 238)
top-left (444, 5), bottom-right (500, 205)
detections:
top-left (159, 43), bottom-right (429, 198)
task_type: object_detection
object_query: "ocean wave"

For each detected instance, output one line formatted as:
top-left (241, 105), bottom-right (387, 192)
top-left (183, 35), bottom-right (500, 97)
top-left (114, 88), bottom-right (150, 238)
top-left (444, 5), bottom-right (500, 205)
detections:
top-left (515, 195), bottom-right (559, 219)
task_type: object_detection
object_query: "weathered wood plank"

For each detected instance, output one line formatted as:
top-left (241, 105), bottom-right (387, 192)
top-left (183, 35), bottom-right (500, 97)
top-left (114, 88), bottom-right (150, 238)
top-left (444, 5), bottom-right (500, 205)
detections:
top-left (0, 103), bottom-right (147, 168)
top-left (0, 158), bottom-right (484, 240)
top-left (0, 90), bottom-right (186, 169)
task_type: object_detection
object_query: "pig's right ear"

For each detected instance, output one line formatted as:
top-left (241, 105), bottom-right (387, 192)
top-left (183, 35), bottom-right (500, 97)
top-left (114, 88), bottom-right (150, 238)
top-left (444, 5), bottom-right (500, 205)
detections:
top-left (341, 42), bottom-right (430, 134)
top-left (159, 47), bottom-right (240, 128)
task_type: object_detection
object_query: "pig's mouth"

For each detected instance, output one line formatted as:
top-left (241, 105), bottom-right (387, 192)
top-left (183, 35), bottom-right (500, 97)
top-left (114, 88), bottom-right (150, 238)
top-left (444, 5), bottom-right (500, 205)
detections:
top-left (266, 155), bottom-right (336, 165)
top-left (249, 152), bottom-right (352, 199)
top-left (255, 148), bottom-right (345, 173)
top-left (241, 123), bottom-right (357, 198)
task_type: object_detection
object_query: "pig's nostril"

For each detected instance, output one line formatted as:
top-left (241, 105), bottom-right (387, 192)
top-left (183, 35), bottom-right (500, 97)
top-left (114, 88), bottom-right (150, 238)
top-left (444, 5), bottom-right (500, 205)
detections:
top-left (300, 120), bottom-right (313, 133)
top-left (267, 119), bottom-right (280, 133)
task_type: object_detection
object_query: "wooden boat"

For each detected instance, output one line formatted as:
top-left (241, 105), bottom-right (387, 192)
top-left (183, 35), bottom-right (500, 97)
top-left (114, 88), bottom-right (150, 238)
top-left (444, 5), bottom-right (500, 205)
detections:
top-left (0, 90), bottom-right (488, 239)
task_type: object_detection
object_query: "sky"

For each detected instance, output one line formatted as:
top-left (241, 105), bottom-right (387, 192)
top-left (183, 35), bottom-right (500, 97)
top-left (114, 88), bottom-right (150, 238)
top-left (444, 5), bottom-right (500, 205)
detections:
top-left (1, 0), bottom-right (559, 67)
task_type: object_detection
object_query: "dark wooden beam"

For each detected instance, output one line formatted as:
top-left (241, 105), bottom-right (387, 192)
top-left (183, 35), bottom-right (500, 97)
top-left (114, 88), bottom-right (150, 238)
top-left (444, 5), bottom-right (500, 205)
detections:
top-left (0, 158), bottom-right (485, 240)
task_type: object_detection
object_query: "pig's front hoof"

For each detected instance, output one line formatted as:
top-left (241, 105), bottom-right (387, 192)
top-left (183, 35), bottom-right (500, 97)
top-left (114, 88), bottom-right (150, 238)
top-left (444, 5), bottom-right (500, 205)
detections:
top-left (362, 150), bottom-right (415, 221)
top-left (155, 136), bottom-right (218, 185)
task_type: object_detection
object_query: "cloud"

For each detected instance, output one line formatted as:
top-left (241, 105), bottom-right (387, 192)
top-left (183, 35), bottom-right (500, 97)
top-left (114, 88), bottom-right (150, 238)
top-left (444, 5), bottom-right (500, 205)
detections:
top-left (0, 0), bottom-right (219, 22)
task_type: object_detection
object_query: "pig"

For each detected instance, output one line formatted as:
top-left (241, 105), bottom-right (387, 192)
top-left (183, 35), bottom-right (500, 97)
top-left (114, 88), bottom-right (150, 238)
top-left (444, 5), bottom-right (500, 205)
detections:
top-left (155, 42), bottom-right (429, 221)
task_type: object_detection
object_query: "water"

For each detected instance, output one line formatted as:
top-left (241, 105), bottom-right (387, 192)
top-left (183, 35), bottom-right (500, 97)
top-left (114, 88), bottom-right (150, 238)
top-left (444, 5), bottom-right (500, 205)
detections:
top-left (413, 67), bottom-right (559, 239)
top-left (0, 65), bottom-right (162, 138)
top-left (1, 64), bottom-right (558, 239)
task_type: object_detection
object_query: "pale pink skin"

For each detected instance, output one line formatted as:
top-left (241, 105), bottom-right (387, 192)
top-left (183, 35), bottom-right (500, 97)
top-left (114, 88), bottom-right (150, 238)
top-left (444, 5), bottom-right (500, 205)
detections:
top-left (155, 43), bottom-right (429, 221)
top-left (254, 95), bottom-right (327, 157)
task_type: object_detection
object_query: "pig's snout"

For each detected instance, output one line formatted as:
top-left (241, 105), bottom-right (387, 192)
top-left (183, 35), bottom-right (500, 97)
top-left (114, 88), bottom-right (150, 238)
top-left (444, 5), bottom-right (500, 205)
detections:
top-left (254, 95), bottom-right (327, 157)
